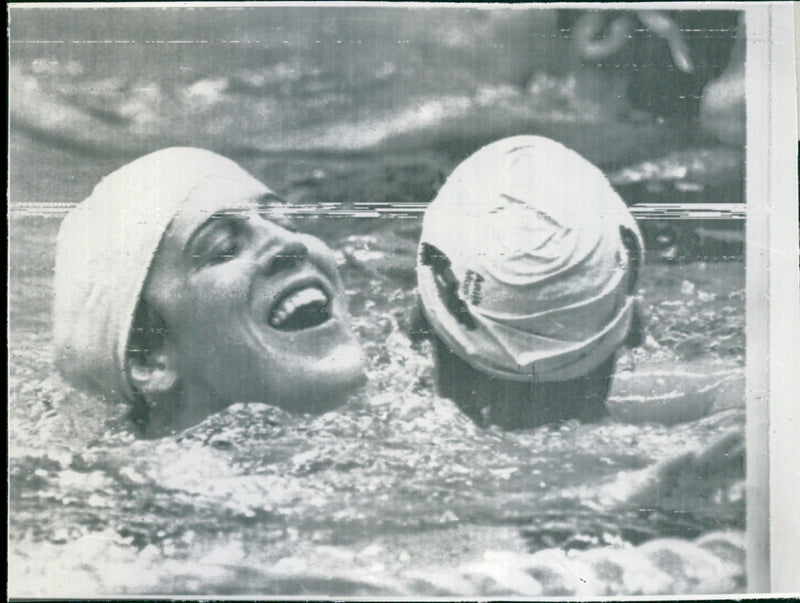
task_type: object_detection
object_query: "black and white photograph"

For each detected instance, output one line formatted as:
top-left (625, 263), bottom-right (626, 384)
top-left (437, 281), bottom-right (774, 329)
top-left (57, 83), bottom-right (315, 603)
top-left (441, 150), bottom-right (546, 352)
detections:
top-left (7, 2), bottom-right (798, 597)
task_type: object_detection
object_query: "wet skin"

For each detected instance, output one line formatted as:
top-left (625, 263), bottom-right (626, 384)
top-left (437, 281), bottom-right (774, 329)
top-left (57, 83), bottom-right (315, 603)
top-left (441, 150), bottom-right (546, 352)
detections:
top-left (140, 178), bottom-right (367, 416)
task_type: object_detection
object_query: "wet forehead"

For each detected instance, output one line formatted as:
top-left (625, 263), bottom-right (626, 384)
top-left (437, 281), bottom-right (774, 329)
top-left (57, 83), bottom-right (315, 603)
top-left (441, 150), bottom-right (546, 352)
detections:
top-left (165, 174), bottom-right (273, 244)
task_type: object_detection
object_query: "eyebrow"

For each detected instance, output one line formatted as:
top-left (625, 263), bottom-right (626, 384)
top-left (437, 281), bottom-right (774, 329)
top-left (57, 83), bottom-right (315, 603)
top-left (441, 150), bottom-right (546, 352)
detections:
top-left (253, 192), bottom-right (290, 220)
top-left (256, 192), bottom-right (287, 206)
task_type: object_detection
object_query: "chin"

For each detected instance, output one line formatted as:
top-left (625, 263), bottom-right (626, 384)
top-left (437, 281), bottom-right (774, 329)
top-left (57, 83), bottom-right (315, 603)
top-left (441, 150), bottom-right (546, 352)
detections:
top-left (276, 345), bottom-right (368, 415)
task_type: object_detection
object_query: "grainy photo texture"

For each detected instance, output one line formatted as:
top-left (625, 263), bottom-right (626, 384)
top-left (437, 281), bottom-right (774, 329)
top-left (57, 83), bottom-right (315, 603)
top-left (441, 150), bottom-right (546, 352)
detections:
top-left (8, 2), bottom-right (783, 597)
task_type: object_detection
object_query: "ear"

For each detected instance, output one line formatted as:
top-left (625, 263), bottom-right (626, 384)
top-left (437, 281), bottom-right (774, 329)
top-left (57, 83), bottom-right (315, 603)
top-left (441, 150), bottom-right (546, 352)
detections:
top-left (625, 301), bottom-right (645, 348)
top-left (127, 341), bottom-right (180, 394)
top-left (619, 225), bottom-right (643, 294)
top-left (408, 297), bottom-right (434, 343)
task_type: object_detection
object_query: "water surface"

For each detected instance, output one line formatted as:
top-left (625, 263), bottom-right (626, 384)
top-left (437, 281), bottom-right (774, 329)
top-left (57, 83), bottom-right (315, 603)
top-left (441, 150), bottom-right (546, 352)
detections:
top-left (9, 6), bottom-right (745, 596)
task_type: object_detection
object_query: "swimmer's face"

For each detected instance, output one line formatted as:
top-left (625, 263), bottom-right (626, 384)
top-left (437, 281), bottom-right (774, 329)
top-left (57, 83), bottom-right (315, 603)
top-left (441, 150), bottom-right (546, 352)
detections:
top-left (141, 178), bottom-right (367, 414)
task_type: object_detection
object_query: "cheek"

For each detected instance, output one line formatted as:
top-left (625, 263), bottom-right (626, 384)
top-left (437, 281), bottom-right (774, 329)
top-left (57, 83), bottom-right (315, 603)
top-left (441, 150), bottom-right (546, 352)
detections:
top-left (194, 264), bottom-right (251, 303)
top-left (172, 269), bottom-right (252, 339)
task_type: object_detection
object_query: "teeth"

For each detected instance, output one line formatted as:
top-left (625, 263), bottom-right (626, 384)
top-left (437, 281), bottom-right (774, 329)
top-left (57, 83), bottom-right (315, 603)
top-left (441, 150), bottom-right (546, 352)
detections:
top-left (270, 286), bottom-right (328, 327)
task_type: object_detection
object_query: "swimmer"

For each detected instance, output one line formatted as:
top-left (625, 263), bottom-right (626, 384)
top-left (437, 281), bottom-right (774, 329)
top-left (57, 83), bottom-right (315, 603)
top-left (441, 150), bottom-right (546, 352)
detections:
top-left (412, 135), bottom-right (745, 429)
top-left (54, 148), bottom-right (367, 437)
top-left (411, 136), bottom-right (645, 429)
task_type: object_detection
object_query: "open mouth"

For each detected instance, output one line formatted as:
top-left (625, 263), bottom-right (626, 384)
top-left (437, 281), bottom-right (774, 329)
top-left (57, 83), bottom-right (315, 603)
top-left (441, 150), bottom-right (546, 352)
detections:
top-left (268, 282), bottom-right (332, 331)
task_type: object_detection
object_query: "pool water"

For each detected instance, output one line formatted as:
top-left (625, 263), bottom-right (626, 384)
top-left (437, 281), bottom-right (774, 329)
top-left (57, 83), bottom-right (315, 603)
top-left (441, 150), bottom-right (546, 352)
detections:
top-left (9, 206), bottom-right (745, 596)
top-left (9, 6), bottom-right (746, 596)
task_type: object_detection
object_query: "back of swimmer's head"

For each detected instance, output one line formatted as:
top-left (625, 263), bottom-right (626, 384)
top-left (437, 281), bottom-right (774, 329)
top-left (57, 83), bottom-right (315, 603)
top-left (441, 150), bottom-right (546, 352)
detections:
top-left (415, 136), bottom-right (644, 426)
top-left (53, 147), bottom-right (268, 403)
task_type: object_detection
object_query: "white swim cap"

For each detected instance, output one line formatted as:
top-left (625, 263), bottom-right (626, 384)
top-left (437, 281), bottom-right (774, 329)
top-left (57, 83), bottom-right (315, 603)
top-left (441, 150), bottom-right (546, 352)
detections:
top-left (53, 147), bottom-right (271, 401)
top-left (417, 136), bottom-right (644, 382)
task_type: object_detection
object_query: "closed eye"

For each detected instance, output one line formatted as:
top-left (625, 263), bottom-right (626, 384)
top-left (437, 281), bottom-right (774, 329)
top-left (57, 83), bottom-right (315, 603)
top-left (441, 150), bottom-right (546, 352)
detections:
top-left (187, 217), bottom-right (245, 269)
top-left (206, 238), bottom-right (239, 265)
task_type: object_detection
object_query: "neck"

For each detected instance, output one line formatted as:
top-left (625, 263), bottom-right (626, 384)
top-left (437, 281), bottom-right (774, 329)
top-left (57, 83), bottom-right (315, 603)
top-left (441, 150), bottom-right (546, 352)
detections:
top-left (432, 337), bottom-right (615, 430)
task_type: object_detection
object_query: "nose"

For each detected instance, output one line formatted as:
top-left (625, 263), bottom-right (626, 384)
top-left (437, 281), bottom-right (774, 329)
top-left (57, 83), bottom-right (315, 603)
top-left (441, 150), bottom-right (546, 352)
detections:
top-left (263, 239), bottom-right (308, 277)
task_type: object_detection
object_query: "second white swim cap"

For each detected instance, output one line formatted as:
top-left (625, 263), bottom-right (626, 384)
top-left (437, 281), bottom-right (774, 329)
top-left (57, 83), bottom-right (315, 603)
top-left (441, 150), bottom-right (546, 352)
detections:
top-left (417, 136), bottom-right (644, 382)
